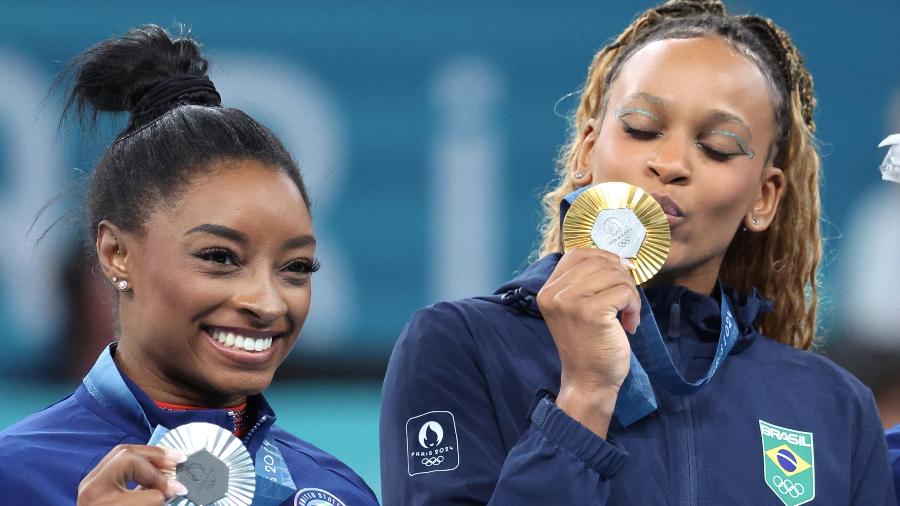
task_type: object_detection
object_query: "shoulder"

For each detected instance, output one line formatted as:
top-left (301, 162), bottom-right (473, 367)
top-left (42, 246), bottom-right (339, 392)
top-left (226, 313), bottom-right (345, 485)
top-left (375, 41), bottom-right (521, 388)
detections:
top-left (0, 388), bottom-right (132, 502)
top-left (396, 297), bottom-right (539, 357)
top-left (748, 336), bottom-right (876, 409)
top-left (268, 425), bottom-right (377, 504)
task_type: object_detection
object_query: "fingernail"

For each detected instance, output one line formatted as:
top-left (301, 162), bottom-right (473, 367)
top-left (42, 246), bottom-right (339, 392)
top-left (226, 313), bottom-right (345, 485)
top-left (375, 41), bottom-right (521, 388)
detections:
top-left (168, 478), bottom-right (188, 496)
top-left (164, 448), bottom-right (187, 464)
top-left (620, 257), bottom-right (636, 270)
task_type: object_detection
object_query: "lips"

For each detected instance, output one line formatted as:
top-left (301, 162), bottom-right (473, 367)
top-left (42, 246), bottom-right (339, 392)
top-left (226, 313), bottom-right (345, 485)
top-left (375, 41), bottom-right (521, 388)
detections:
top-left (647, 193), bottom-right (684, 227)
top-left (202, 325), bottom-right (287, 355)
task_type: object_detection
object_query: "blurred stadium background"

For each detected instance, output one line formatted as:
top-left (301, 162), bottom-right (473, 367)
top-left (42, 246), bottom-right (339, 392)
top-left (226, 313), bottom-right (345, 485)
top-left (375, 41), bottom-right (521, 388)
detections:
top-left (1, 1), bottom-right (898, 499)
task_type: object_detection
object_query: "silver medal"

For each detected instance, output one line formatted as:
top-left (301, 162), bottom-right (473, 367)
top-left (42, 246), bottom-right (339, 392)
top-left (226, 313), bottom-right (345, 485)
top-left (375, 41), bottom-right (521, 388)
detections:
top-left (156, 422), bottom-right (255, 506)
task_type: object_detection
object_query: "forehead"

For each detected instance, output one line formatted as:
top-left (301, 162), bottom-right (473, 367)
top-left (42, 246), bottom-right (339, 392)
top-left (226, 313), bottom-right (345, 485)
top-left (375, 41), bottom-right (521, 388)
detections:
top-left (609, 36), bottom-right (775, 127)
top-left (160, 160), bottom-right (311, 235)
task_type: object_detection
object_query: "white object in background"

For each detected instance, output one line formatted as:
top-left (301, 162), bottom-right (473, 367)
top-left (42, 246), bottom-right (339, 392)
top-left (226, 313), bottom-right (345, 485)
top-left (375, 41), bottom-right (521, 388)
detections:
top-left (878, 133), bottom-right (900, 183)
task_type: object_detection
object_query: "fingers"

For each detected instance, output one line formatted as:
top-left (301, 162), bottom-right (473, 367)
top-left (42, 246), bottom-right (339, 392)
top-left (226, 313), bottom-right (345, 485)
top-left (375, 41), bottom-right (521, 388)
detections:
top-left (540, 248), bottom-right (642, 333)
top-left (87, 445), bottom-right (185, 481)
top-left (78, 445), bottom-right (187, 504)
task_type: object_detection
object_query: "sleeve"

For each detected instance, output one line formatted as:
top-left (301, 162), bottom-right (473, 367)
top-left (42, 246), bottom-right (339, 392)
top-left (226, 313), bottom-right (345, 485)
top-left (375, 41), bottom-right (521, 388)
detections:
top-left (379, 304), bottom-right (627, 505)
top-left (885, 424), bottom-right (900, 505)
top-left (848, 389), bottom-right (895, 505)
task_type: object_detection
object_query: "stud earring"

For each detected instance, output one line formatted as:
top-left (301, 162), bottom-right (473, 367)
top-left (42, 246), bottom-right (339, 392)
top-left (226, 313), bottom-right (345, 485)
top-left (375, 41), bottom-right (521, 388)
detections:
top-left (115, 278), bottom-right (129, 291)
top-left (574, 172), bottom-right (585, 179)
top-left (752, 216), bottom-right (759, 225)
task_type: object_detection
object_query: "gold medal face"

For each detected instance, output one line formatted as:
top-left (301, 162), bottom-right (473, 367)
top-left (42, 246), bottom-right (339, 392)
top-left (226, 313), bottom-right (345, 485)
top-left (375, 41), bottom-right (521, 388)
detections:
top-left (562, 182), bottom-right (670, 285)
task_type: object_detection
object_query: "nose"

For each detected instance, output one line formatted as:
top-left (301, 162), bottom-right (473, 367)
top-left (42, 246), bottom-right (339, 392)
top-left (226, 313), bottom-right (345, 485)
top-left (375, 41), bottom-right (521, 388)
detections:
top-left (233, 272), bottom-right (289, 326)
top-left (646, 135), bottom-right (691, 184)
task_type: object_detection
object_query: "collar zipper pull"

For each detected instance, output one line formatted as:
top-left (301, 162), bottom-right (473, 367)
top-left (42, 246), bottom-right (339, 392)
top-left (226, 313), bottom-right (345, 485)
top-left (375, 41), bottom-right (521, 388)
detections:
top-left (668, 301), bottom-right (681, 339)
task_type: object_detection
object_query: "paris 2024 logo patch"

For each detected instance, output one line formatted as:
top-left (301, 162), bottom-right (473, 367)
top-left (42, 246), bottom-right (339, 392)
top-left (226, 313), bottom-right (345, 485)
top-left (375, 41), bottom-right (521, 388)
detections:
top-left (406, 410), bottom-right (460, 476)
top-left (759, 420), bottom-right (815, 506)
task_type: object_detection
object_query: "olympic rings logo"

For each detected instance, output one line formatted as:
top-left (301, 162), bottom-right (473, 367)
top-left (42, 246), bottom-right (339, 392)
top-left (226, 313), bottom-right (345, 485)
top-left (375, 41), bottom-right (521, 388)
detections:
top-left (772, 476), bottom-right (805, 498)
top-left (421, 456), bottom-right (445, 467)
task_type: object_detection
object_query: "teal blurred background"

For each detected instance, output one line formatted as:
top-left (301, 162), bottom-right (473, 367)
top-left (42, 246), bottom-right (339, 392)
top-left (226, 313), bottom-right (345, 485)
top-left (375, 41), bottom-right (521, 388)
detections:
top-left (1, 1), bottom-right (899, 499)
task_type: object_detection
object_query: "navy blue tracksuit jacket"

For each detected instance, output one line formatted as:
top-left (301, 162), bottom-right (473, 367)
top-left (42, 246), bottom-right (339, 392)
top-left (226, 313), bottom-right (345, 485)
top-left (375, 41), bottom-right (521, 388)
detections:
top-left (0, 345), bottom-right (378, 505)
top-left (888, 424), bottom-right (900, 503)
top-left (380, 253), bottom-right (894, 505)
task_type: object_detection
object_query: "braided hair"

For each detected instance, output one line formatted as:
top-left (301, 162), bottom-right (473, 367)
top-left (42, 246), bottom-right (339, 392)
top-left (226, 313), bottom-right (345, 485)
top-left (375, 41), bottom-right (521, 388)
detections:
top-left (538, 0), bottom-right (821, 349)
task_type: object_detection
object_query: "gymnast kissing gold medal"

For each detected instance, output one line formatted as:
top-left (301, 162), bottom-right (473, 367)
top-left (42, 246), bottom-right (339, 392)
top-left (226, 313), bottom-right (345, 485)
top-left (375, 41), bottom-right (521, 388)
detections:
top-left (155, 422), bottom-right (256, 506)
top-left (562, 182), bottom-right (670, 284)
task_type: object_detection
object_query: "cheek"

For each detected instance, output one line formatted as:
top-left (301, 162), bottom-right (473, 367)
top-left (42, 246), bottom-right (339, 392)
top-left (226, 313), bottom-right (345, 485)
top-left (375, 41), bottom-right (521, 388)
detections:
top-left (288, 286), bottom-right (313, 324)
top-left (591, 132), bottom-right (646, 179)
top-left (148, 262), bottom-right (223, 316)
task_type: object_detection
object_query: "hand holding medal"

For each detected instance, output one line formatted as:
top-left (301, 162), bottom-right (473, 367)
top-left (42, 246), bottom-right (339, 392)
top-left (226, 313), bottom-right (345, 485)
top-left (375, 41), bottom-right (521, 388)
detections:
top-left (548, 181), bottom-right (741, 429)
top-left (538, 182), bottom-right (669, 437)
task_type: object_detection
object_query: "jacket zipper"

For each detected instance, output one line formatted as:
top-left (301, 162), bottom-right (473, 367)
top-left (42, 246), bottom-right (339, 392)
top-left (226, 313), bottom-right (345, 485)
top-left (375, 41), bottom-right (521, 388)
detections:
top-left (683, 396), bottom-right (698, 506)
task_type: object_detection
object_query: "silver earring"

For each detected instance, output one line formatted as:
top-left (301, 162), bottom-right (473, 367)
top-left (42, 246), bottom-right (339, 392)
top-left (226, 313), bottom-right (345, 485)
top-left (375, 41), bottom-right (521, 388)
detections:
top-left (116, 279), bottom-right (129, 291)
top-left (752, 217), bottom-right (759, 225)
top-left (111, 276), bottom-right (117, 283)
top-left (574, 172), bottom-right (585, 179)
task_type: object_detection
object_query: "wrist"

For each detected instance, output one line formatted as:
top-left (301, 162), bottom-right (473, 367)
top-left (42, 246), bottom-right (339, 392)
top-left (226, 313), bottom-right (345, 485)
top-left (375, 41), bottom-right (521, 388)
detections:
top-left (555, 382), bottom-right (620, 438)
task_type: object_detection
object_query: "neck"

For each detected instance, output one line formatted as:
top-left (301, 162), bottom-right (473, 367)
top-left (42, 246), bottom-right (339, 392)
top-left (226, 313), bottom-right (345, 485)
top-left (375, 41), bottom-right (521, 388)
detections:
top-left (113, 341), bottom-right (247, 408)
top-left (643, 262), bottom-right (719, 295)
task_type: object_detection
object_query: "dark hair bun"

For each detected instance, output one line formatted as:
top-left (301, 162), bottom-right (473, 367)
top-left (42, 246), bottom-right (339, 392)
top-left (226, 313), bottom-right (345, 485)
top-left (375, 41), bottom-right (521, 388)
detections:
top-left (63, 25), bottom-right (219, 129)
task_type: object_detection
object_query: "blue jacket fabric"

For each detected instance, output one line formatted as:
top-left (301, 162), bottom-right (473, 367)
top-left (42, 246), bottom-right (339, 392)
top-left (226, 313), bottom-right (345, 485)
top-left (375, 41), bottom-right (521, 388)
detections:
top-left (888, 424), bottom-right (900, 503)
top-left (380, 253), bottom-right (895, 505)
top-left (0, 344), bottom-right (378, 506)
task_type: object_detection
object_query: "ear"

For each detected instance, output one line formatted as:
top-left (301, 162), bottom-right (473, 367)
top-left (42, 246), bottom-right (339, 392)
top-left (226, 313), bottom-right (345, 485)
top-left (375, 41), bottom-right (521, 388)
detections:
top-left (96, 220), bottom-right (133, 285)
top-left (745, 165), bottom-right (786, 232)
top-left (572, 118), bottom-right (599, 187)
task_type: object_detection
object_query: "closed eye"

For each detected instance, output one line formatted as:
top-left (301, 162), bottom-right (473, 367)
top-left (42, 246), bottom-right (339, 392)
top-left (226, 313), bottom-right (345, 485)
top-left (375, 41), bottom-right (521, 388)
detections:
top-left (622, 123), bottom-right (661, 140)
top-left (695, 142), bottom-right (740, 162)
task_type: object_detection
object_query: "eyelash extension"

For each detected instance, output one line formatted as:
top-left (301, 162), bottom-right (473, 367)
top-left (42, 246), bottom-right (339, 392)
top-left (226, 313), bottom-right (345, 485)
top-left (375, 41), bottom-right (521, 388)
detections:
top-left (621, 123), bottom-right (661, 140)
top-left (695, 142), bottom-right (738, 162)
top-left (286, 258), bottom-right (321, 274)
top-left (194, 247), bottom-right (241, 267)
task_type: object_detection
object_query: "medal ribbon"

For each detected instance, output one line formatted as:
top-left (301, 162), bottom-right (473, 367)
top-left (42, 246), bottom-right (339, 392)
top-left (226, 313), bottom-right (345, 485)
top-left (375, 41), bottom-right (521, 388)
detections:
top-left (83, 345), bottom-right (297, 505)
top-left (561, 188), bottom-right (740, 427)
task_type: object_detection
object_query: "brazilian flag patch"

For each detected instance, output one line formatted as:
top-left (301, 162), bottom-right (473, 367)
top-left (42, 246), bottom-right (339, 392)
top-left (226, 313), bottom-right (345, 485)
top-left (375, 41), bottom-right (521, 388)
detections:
top-left (759, 420), bottom-right (815, 506)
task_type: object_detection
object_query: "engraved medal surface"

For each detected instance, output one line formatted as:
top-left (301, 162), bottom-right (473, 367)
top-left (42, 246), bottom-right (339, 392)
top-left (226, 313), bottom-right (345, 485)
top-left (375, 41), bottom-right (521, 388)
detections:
top-left (156, 422), bottom-right (255, 506)
top-left (563, 182), bottom-right (670, 284)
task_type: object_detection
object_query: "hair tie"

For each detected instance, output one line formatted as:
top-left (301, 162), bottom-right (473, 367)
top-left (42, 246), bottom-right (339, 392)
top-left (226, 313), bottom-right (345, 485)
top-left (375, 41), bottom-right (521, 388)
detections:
top-left (132, 75), bottom-right (221, 117)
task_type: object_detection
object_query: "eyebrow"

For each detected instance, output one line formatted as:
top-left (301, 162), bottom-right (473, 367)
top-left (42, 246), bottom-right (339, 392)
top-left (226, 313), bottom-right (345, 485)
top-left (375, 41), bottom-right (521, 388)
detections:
top-left (623, 92), bottom-right (668, 106)
top-left (185, 224), bottom-right (316, 249)
top-left (623, 92), bottom-right (753, 136)
top-left (186, 224), bottom-right (248, 244)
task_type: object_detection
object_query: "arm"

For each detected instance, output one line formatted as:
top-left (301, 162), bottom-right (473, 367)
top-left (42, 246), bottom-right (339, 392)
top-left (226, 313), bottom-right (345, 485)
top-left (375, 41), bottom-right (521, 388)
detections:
top-left (379, 304), bottom-right (627, 506)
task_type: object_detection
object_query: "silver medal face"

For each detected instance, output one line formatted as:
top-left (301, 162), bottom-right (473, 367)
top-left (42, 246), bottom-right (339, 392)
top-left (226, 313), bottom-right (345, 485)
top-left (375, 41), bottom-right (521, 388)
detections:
top-left (156, 422), bottom-right (255, 506)
top-left (591, 208), bottom-right (647, 259)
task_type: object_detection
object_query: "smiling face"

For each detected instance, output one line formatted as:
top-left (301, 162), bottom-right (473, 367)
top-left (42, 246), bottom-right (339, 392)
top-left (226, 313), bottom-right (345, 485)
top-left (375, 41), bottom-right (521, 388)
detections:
top-left (575, 35), bottom-right (785, 292)
top-left (100, 159), bottom-right (315, 407)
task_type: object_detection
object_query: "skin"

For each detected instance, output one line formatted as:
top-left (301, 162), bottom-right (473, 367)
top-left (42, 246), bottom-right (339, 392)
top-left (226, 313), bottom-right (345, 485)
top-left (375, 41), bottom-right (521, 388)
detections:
top-left (81, 159), bottom-right (315, 504)
top-left (537, 35), bottom-right (786, 437)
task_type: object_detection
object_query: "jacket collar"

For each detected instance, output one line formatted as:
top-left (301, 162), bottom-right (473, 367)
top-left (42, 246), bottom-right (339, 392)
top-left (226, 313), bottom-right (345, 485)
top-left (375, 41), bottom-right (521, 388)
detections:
top-left (82, 343), bottom-right (277, 453)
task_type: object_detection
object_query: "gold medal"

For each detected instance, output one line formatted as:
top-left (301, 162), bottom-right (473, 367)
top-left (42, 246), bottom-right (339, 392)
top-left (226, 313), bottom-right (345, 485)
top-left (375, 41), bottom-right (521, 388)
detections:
top-left (562, 182), bottom-right (670, 284)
